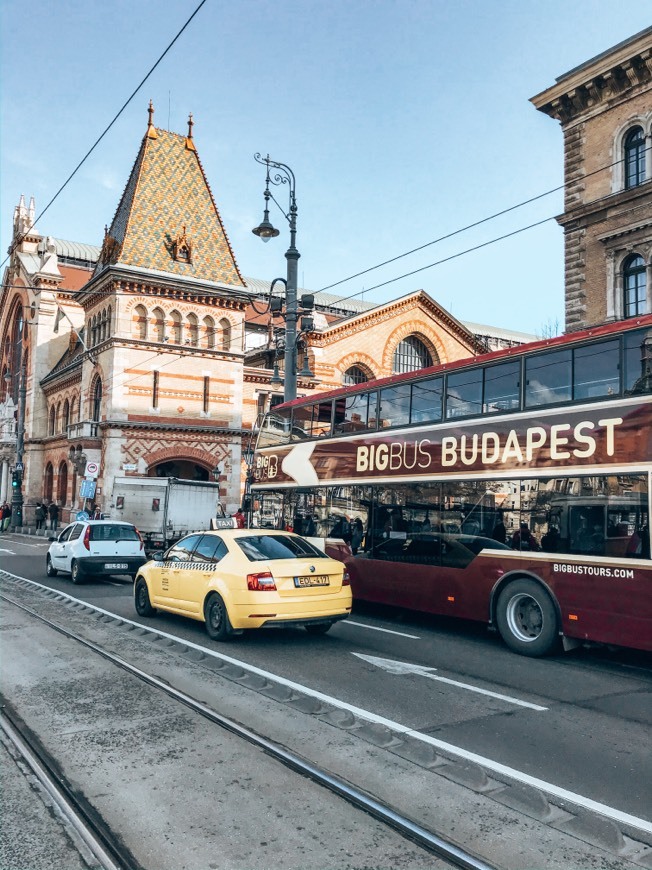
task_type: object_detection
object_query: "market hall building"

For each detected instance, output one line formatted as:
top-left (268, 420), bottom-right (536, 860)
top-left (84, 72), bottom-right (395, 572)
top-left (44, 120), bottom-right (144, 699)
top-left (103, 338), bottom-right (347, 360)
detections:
top-left (1, 105), bottom-right (518, 524)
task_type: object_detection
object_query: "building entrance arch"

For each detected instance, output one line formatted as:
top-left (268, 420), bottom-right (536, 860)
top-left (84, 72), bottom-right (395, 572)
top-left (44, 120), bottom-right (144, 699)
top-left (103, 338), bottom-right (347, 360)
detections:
top-left (147, 459), bottom-right (211, 481)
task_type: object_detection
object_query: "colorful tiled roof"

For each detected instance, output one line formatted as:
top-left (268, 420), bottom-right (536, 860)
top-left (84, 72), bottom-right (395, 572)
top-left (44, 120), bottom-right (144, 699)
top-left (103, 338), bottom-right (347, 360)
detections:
top-left (94, 115), bottom-right (245, 288)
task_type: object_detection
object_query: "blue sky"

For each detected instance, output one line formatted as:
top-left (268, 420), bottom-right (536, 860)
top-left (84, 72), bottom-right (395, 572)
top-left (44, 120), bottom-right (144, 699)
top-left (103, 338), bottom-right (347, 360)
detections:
top-left (2, 1), bottom-right (650, 335)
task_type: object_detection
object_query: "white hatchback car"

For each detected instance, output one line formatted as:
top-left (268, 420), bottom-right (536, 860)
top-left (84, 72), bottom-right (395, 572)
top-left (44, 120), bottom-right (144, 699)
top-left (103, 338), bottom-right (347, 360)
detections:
top-left (47, 520), bottom-right (147, 583)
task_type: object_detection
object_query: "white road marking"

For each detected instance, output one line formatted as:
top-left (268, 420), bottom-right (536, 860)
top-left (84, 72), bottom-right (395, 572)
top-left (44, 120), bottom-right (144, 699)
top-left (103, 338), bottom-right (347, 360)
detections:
top-left (344, 620), bottom-right (421, 639)
top-left (2, 569), bottom-right (650, 835)
top-left (353, 653), bottom-right (548, 711)
top-left (0, 548), bottom-right (16, 554)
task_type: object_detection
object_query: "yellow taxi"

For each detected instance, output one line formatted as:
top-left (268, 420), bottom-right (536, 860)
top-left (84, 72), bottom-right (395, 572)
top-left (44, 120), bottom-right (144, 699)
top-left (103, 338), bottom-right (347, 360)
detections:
top-left (133, 528), bottom-right (352, 640)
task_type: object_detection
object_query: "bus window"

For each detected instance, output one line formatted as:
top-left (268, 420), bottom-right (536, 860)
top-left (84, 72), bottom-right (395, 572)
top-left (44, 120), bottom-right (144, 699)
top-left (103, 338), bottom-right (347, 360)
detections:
top-left (446, 368), bottom-right (483, 419)
top-left (624, 328), bottom-right (652, 395)
top-left (411, 377), bottom-right (443, 425)
top-left (256, 411), bottom-right (292, 448)
top-left (525, 349), bottom-right (572, 407)
top-left (573, 339), bottom-right (619, 400)
top-left (291, 404), bottom-right (313, 440)
top-left (312, 400), bottom-right (333, 437)
top-left (333, 391), bottom-right (373, 434)
top-left (483, 360), bottom-right (521, 414)
top-left (378, 383), bottom-right (411, 429)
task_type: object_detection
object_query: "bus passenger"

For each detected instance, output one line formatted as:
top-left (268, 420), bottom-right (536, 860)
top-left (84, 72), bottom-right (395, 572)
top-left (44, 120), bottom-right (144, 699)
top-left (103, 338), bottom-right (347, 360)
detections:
top-left (511, 522), bottom-right (539, 551)
top-left (541, 525), bottom-right (561, 552)
top-left (491, 519), bottom-right (507, 544)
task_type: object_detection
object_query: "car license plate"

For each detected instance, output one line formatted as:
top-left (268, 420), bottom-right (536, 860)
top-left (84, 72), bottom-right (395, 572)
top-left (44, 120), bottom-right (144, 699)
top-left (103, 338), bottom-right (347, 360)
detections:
top-left (105, 563), bottom-right (128, 570)
top-left (294, 575), bottom-right (329, 587)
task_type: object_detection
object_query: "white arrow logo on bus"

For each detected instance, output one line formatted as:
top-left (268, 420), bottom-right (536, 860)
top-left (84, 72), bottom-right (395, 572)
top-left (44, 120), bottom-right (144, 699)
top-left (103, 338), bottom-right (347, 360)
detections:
top-left (353, 654), bottom-right (547, 710)
top-left (281, 441), bottom-right (319, 486)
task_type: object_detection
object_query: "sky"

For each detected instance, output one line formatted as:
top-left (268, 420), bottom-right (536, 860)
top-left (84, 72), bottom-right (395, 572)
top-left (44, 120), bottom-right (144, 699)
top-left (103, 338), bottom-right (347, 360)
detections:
top-left (2, 1), bottom-right (650, 337)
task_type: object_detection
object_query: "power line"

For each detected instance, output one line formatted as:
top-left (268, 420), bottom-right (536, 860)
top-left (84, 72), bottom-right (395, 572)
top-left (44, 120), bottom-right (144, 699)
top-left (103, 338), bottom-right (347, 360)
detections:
top-left (1, 0), bottom-right (208, 272)
top-left (316, 144), bottom-right (652, 298)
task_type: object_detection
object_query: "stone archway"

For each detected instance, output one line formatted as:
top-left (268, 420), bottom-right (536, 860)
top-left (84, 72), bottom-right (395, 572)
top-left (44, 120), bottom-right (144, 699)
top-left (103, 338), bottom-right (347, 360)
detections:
top-left (142, 445), bottom-right (224, 481)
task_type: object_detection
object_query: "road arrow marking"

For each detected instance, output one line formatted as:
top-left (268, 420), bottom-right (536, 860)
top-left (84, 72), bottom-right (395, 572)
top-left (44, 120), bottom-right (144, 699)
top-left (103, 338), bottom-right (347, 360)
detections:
top-left (0, 548), bottom-right (16, 555)
top-left (353, 653), bottom-right (548, 711)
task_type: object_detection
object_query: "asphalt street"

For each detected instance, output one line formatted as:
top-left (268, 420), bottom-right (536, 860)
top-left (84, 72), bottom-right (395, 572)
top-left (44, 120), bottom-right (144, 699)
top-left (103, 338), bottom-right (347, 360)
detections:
top-left (2, 531), bottom-right (651, 831)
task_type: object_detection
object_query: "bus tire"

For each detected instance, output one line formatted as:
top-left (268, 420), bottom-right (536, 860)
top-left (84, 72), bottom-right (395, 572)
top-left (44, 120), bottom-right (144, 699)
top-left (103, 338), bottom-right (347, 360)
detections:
top-left (496, 578), bottom-right (560, 657)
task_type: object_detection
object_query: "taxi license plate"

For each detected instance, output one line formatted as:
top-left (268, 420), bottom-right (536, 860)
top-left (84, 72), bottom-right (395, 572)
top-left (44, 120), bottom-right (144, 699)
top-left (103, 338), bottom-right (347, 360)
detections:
top-left (294, 575), bottom-right (329, 588)
top-left (105, 562), bottom-right (128, 570)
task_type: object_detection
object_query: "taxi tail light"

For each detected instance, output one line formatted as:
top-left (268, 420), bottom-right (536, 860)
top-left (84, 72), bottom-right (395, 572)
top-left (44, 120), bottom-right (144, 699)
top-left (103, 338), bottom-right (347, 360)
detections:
top-left (247, 571), bottom-right (277, 591)
top-left (83, 525), bottom-right (91, 551)
top-left (342, 570), bottom-right (350, 586)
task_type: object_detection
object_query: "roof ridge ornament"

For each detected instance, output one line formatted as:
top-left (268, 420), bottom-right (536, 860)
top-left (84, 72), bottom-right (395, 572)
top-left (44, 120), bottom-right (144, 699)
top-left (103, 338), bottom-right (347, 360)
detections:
top-left (185, 112), bottom-right (196, 151)
top-left (146, 100), bottom-right (158, 139)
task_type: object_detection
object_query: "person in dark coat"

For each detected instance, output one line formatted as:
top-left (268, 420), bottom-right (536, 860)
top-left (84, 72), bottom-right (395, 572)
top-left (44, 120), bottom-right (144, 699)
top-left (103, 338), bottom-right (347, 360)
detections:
top-left (34, 503), bottom-right (46, 530)
top-left (48, 501), bottom-right (59, 532)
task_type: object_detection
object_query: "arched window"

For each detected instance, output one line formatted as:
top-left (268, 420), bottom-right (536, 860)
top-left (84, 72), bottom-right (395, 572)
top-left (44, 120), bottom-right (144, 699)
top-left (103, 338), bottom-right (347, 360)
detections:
top-left (62, 399), bottom-right (70, 433)
top-left (623, 254), bottom-right (647, 318)
top-left (58, 461), bottom-right (68, 505)
top-left (343, 365), bottom-right (369, 386)
top-left (219, 318), bottom-right (231, 351)
top-left (48, 406), bottom-right (56, 436)
top-left (71, 393), bottom-right (79, 424)
top-left (187, 313), bottom-right (199, 347)
top-left (55, 402), bottom-right (61, 434)
top-left (170, 310), bottom-right (182, 344)
top-left (91, 314), bottom-right (98, 346)
top-left (624, 127), bottom-right (646, 189)
top-left (91, 378), bottom-right (103, 422)
top-left (203, 315), bottom-right (215, 349)
top-left (152, 308), bottom-right (166, 343)
top-left (107, 305), bottom-right (112, 337)
top-left (133, 305), bottom-right (148, 340)
top-left (392, 336), bottom-right (435, 374)
top-left (100, 309), bottom-right (107, 342)
top-left (44, 463), bottom-right (54, 503)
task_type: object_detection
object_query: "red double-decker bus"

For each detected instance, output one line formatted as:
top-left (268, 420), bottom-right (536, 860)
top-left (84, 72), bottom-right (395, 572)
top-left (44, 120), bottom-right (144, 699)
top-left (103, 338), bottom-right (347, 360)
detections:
top-left (250, 316), bottom-right (652, 656)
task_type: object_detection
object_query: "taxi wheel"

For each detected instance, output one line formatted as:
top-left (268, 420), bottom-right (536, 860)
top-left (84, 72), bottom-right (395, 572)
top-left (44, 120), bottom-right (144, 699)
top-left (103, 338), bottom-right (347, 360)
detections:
top-left (46, 555), bottom-right (58, 577)
top-left (70, 560), bottom-right (85, 585)
top-left (204, 593), bottom-right (233, 642)
top-left (305, 623), bottom-right (332, 635)
top-left (135, 579), bottom-right (156, 617)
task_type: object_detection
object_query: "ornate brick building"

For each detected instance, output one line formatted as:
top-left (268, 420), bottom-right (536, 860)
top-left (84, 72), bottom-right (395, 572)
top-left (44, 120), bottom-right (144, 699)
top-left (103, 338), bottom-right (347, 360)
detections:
top-left (0, 107), bottom-right (529, 523)
top-left (532, 26), bottom-right (652, 332)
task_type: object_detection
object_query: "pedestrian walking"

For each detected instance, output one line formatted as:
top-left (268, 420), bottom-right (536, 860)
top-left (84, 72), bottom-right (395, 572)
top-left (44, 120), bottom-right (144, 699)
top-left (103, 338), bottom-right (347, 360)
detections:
top-left (48, 501), bottom-right (59, 532)
top-left (1, 503), bottom-right (12, 532)
top-left (34, 502), bottom-right (46, 530)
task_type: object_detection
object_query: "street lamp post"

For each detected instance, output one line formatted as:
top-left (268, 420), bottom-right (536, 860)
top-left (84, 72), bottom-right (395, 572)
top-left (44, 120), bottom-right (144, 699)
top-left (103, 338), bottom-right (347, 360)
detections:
top-left (252, 154), bottom-right (301, 403)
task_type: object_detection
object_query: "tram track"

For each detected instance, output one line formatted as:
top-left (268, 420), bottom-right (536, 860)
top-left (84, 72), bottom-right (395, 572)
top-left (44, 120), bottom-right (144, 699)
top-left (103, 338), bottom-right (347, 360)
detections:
top-left (3, 569), bottom-right (651, 869)
top-left (1, 590), bottom-right (494, 870)
top-left (1, 705), bottom-right (139, 870)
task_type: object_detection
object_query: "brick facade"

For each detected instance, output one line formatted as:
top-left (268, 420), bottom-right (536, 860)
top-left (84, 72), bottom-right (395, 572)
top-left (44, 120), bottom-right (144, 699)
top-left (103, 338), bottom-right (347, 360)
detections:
top-left (531, 27), bottom-right (652, 332)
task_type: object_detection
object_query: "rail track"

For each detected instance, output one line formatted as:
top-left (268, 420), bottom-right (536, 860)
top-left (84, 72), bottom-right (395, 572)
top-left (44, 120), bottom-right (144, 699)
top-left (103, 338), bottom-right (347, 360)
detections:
top-left (2, 589), bottom-right (495, 870)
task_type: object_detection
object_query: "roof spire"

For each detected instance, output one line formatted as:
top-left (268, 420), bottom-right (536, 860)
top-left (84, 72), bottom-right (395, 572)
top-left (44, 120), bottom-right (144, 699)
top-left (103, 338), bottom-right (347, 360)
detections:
top-left (185, 112), bottom-right (196, 151)
top-left (146, 100), bottom-right (158, 139)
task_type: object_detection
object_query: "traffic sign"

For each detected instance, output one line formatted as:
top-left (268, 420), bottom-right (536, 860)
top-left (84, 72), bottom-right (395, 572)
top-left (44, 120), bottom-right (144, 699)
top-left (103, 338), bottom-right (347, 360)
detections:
top-left (85, 461), bottom-right (99, 478)
top-left (15, 462), bottom-right (24, 472)
top-left (76, 511), bottom-right (90, 522)
top-left (80, 479), bottom-right (96, 499)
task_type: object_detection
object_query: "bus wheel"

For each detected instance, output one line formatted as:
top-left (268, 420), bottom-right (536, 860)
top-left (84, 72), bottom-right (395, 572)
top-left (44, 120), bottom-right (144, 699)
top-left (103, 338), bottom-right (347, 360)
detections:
top-left (496, 578), bottom-right (560, 657)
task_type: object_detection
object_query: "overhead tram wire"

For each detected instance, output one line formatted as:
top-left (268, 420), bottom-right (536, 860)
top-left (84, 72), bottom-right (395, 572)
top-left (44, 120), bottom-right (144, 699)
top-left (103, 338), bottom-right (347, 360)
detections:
top-left (4, 193), bottom-right (650, 392)
top-left (0, 0), bottom-right (209, 272)
top-left (316, 143), bottom-right (652, 298)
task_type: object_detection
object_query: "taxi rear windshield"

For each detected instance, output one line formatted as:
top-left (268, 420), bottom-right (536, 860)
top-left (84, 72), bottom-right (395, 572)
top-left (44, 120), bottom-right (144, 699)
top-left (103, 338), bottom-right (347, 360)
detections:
top-left (237, 535), bottom-right (324, 562)
top-left (89, 524), bottom-right (139, 542)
